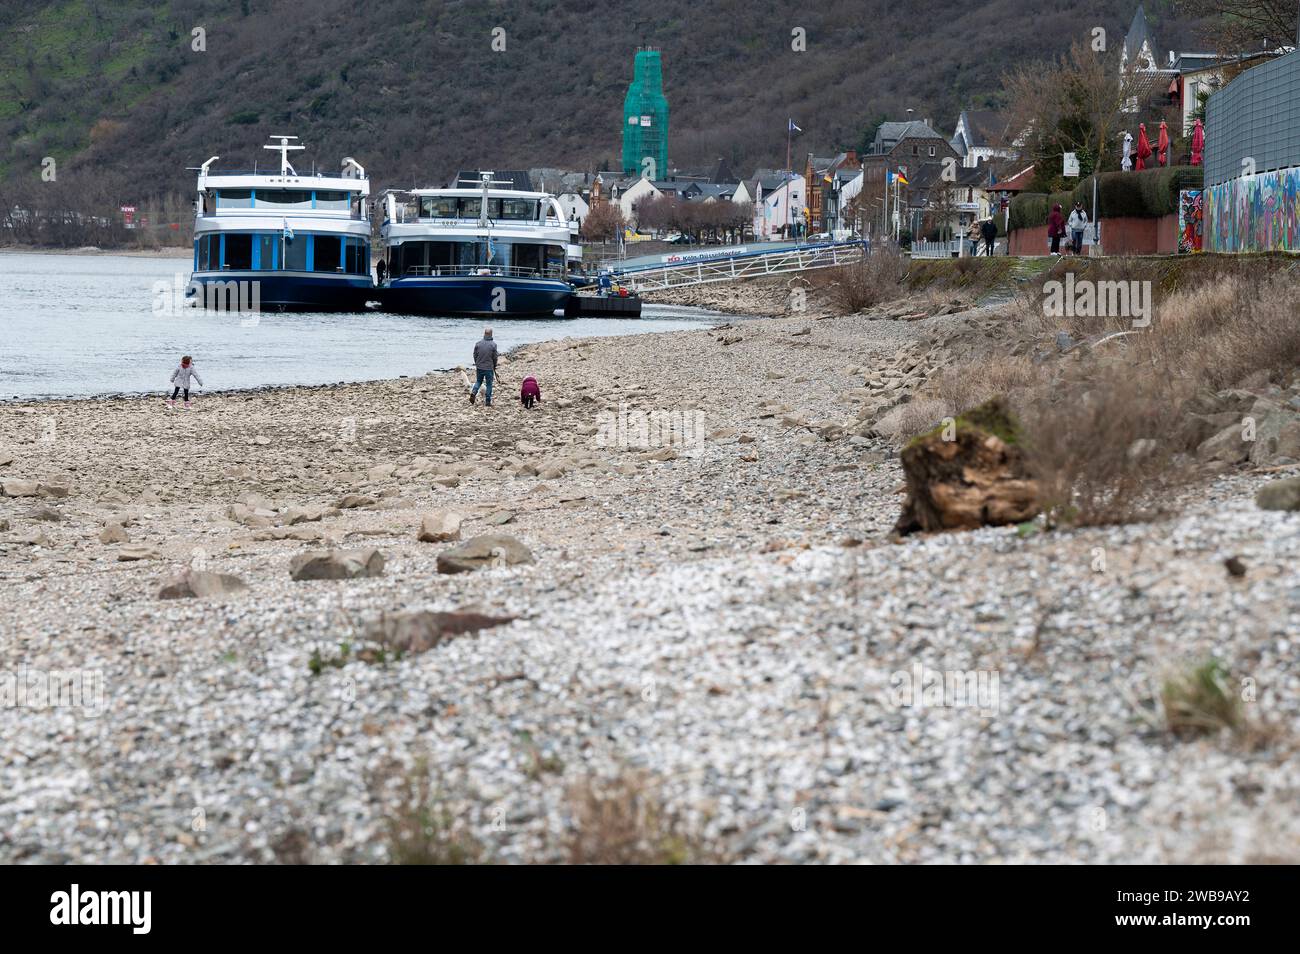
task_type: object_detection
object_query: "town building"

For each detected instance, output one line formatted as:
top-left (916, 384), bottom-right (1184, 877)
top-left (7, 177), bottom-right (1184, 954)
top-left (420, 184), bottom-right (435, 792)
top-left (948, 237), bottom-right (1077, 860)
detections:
top-left (949, 110), bottom-right (1016, 168)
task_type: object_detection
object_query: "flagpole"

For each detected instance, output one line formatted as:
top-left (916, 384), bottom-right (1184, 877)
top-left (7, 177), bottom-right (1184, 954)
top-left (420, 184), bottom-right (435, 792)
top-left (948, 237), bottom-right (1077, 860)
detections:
top-left (786, 120), bottom-right (792, 241)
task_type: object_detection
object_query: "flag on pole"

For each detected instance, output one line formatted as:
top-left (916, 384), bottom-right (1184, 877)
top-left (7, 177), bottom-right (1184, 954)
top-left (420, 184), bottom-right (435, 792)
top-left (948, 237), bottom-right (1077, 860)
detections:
top-left (895, 170), bottom-right (909, 186)
top-left (788, 119), bottom-right (802, 133)
top-left (282, 217), bottom-right (294, 241)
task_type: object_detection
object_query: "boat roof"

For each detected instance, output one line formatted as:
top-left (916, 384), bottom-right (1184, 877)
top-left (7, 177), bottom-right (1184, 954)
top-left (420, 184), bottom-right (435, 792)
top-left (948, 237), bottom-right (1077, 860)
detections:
top-left (201, 173), bottom-right (366, 190)
top-left (406, 188), bottom-right (553, 200)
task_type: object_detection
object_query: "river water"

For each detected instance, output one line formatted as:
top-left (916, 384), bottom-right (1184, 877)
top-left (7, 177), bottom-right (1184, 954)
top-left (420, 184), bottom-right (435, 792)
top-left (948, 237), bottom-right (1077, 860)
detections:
top-left (0, 252), bottom-right (724, 400)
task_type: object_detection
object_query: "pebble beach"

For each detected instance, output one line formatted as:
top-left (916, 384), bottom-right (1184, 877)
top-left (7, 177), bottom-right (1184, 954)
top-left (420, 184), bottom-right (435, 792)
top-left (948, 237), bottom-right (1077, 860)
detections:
top-left (2, 284), bottom-right (1298, 864)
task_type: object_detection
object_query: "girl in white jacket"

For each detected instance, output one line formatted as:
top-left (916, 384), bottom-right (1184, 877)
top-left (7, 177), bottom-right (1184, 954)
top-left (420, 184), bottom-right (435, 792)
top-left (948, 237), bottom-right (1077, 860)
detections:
top-left (168, 355), bottom-right (204, 409)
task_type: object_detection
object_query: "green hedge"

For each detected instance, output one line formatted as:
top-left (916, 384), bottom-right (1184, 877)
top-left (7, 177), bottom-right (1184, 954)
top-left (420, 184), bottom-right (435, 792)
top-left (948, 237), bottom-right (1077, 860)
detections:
top-left (1008, 166), bottom-right (1204, 229)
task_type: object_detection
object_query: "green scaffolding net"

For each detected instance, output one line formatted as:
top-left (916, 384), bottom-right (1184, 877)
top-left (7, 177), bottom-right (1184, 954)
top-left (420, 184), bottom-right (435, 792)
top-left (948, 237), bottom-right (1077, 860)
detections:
top-left (622, 49), bottom-right (669, 178)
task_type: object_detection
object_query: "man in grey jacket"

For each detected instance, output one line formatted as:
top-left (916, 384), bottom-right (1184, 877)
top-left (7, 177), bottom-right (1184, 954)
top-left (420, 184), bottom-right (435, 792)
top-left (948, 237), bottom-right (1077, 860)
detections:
top-left (470, 327), bottom-right (498, 406)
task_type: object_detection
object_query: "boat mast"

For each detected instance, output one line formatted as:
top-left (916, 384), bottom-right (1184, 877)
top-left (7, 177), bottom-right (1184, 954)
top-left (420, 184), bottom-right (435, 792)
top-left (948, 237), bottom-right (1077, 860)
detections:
top-left (264, 135), bottom-right (304, 176)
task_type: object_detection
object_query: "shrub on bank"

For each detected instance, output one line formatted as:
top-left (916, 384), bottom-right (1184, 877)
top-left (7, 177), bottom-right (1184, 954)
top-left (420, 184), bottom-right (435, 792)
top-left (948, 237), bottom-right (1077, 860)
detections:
top-left (1008, 166), bottom-right (1204, 229)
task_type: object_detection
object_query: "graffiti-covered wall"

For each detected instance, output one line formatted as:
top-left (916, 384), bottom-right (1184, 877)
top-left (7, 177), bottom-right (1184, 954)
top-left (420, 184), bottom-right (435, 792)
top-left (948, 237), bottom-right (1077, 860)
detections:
top-left (1204, 167), bottom-right (1300, 252)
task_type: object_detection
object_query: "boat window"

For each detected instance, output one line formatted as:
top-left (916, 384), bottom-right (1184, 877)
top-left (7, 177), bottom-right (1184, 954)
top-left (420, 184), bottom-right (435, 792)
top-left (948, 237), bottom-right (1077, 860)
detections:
top-left (283, 234), bottom-right (307, 271)
top-left (546, 244), bottom-right (566, 275)
top-left (197, 235), bottom-right (211, 270)
top-left (256, 233), bottom-right (277, 270)
top-left (217, 189), bottom-right (253, 209)
top-left (499, 198), bottom-right (538, 221)
top-left (314, 235), bottom-right (342, 271)
top-left (418, 196), bottom-right (455, 218)
top-left (511, 243), bottom-right (541, 274)
top-left (346, 237), bottom-right (369, 274)
top-left (315, 190), bottom-right (350, 211)
top-left (224, 233), bottom-right (253, 270)
top-left (457, 198), bottom-right (481, 218)
top-left (257, 189), bottom-right (313, 209)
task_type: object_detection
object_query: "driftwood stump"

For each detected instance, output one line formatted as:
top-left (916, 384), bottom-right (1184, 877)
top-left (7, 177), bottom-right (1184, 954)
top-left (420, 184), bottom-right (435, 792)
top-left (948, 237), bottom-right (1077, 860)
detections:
top-left (894, 398), bottom-right (1041, 535)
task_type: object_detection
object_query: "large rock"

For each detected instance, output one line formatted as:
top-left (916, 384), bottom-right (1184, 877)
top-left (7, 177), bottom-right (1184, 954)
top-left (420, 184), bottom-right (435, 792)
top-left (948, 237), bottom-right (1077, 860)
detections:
top-left (1257, 477), bottom-right (1300, 511)
top-left (289, 548), bottom-right (385, 581)
top-left (99, 521), bottom-right (129, 544)
top-left (418, 509), bottom-right (463, 543)
top-left (253, 526), bottom-right (324, 542)
top-left (283, 505), bottom-right (326, 525)
top-left (37, 481), bottom-right (72, 498)
top-left (117, 545), bottom-right (159, 561)
top-left (1, 478), bottom-right (39, 498)
top-left (436, 534), bottom-right (535, 574)
top-left (227, 502), bottom-right (276, 528)
top-left (334, 493), bottom-right (377, 509)
top-left (158, 569), bottom-right (249, 600)
top-left (1245, 398), bottom-right (1300, 465)
top-left (894, 399), bottom-right (1040, 535)
top-left (1197, 423), bottom-right (1251, 465)
top-left (365, 609), bottom-right (515, 654)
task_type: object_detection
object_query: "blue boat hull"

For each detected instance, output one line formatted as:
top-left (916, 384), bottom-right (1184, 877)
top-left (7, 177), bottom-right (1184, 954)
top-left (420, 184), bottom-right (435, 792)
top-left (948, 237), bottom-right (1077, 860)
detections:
top-left (381, 275), bottom-right (573, 316)
top-left (190, 271), bottom-right (374, 312)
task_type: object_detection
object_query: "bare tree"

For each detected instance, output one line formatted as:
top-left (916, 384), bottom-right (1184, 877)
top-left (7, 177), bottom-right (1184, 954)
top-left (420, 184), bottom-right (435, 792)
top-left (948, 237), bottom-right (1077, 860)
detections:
top-left (1003, 41), bottom-right (1139, 189)
top-left (1176, 0), bottom-right (1298, 51)
top-left (579, 201), bottom-right (626, 243)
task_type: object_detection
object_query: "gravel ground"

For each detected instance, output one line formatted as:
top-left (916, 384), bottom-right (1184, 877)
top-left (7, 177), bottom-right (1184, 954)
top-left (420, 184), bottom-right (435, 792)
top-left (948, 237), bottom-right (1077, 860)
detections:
top-left (1, 300), bottom-right (1297, 864)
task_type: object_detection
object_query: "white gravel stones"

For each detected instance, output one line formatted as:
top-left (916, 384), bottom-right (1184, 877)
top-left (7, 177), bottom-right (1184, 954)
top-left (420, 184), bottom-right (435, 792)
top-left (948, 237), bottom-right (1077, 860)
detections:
top-left (1, 299), bottom-right (1297, 864)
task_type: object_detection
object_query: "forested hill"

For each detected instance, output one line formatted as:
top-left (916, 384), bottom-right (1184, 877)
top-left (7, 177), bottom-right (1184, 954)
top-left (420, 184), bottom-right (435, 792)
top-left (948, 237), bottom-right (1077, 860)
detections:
top-left (1, 0), bottom-right (1197, 196)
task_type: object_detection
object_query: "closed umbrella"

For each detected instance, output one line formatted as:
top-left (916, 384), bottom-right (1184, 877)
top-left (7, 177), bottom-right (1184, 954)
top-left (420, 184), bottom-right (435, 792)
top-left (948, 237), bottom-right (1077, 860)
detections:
top-left (1157, 120), bottom-right (1169, 167)
top-left (1135, 123), bottom-right (1152, 171)
top-left (1190, 118), bottom-right (1205, 166)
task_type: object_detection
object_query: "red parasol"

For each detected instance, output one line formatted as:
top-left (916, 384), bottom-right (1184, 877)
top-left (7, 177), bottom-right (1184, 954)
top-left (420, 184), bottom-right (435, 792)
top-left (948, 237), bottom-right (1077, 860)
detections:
top-left (1190, 118), bottom-right (1205, 166)
top-left (1157, 120), bottom-right (1169, 167)
top-left (1135, 123), bottom-right (1153, 171)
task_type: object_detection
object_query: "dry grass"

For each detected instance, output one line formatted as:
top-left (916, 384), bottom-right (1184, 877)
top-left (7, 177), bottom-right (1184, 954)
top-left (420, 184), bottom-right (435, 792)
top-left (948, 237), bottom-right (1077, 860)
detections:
top-left (562, 770), bottom-right (719, 865)
top-left (1019, 364), bottom-right (1188, 526)
top-left (1161, 659), bottom-right (1243, 738)
top-left (919, 262), bottom-right (1300, 527)
top-left (378, 760), bottom-right (723, 865)
top-left (819, 249), bottom-right (908, 312)
top-left (872, 397), bottom-right (950, 444)
top-left (929, 355), bottom-right (1039, 420)
top-left (382, 760), bottom-right (487, 865)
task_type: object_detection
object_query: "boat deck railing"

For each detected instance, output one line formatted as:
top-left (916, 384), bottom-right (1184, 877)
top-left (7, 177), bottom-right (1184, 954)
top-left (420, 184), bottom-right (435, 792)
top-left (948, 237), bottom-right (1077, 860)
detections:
top-left (397, 264), bottom-right (566, 280)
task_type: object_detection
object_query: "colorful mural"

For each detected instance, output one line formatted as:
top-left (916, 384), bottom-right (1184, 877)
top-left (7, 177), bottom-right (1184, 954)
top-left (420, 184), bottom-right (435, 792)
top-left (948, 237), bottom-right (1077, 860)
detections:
top-left (1178, 189), bottom-right (1203, 253)
top-left (1205, 166), bottom-right (1300, 252)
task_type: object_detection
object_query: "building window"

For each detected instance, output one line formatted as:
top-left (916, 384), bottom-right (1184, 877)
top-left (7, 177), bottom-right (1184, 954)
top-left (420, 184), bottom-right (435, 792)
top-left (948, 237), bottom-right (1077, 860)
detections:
top-left (912, 146), bottom-right (918, 155)
top-left (929, 146), bottom-right (936, 157)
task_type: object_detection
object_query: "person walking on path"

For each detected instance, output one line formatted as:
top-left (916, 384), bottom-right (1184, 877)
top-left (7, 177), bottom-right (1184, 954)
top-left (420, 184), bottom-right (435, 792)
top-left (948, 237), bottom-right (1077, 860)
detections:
top-left (1047, 204), bottom-right (1066, 255)
top-left (966, 219), bottom-right (981, 257)
top-left (980, 218), bottom-right (998, 256)
top-left (168, 355), bottom-right (203, 409)
top-left (470, 327), bottom-right (498, 406)
top-left (1067, 203), bottom-right (1089, 255)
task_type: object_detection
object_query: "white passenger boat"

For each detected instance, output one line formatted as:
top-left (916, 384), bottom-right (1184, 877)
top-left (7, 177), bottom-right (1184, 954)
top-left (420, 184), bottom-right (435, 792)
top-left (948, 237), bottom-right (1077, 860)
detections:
top-left (378, 172), bottom-right (576, 316)
top-left (190, 136), bottom-right (372, 311)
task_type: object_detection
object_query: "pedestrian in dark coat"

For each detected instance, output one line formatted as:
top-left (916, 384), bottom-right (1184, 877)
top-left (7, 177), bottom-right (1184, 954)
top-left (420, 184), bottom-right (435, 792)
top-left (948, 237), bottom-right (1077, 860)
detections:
top-left (1047, 204), bottom-right (1066, 255)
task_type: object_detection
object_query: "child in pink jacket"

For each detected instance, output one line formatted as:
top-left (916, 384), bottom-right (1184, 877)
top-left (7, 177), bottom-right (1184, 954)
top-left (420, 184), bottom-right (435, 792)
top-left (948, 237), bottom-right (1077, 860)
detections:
top-left (520, 376), bottom-right (542, 409)
top-left (168, 355), bottom-right (203, 409)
